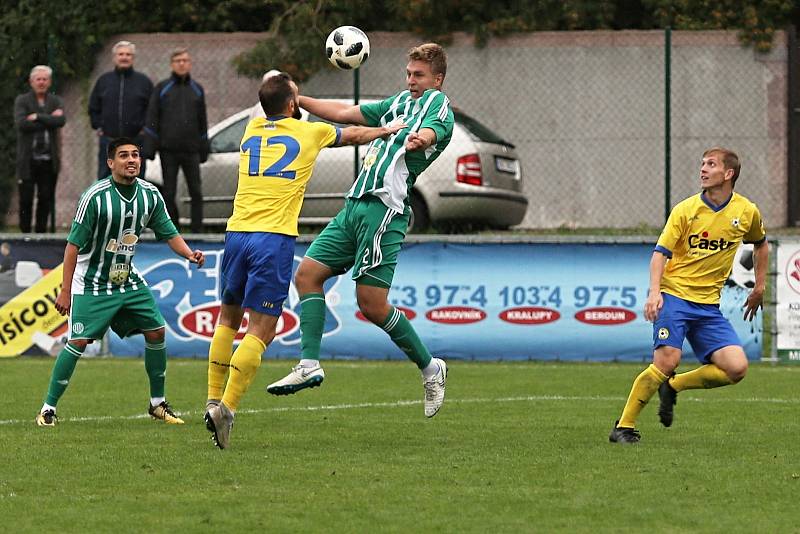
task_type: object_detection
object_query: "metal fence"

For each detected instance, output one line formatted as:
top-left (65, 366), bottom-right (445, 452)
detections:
top-left (13, 29), bottom-right (790, 233)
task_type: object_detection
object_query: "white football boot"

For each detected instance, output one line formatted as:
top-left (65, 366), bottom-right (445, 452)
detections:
top-left (266, 364), bottom-right (325, 396)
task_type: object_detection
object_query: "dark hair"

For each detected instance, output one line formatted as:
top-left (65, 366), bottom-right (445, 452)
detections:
top-left (258, 72), bottom-right (295, 116)
top-left (408, 43), bottom-right (447, 78)
top-left (703, 147), bottom-right (741, 185)
top-left (107, 137), bottom-right (140, 159)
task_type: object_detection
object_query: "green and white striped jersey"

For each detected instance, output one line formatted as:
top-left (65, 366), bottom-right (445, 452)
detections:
top-left (66, 177), bottom-right (178, 295)
top-left (351, 89), bottom-right (454, 212)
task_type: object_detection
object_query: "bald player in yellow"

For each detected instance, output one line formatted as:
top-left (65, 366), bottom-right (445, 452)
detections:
top-left (204, 72), bottom-right (404, 449)
top-left (609, 147), bottom-right (768, 444)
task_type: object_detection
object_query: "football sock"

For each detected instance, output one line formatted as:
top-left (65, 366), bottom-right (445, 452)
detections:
top-left (150, 396), bottom-right (165, 407)
top-left (222, 334), bottom-right (265, 412)
top-left (421, 359), bottom-right (440, 379)
top-left (144, 340), bottom-right (167, 399)
top-left (670, 364), bottom-right (734, 391)
top-left (299, 293), bottom-right (326, 360)
top-left (44, 342), bottom-right (84, 407)
top-left (208, 324), bottom-right (237, 401)
top-left (380, 307), bottom-right (432, 369)
top-left (618, 364), bottom-right (667, 428)
top-left (299, 359), bottom-right (320, 368)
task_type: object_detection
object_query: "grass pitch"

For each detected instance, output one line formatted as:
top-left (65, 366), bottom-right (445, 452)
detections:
top-left (1, 358), bottom-right (798, 533)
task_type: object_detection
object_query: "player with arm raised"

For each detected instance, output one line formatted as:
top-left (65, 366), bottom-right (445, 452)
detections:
top-left (609, 147), bottom-right (768, 444)
top-left (204, 72), bottom-right (404, 449)
top-left (36, 137), bottom-right (205, 427)
top-left (266, 43), bottom-right (455, 418)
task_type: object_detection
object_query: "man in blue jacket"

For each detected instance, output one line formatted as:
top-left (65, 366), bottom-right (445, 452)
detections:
top-left (143, 48), bottom-right (209, 233)
top-left (88, 41), bottom-right (152, 180)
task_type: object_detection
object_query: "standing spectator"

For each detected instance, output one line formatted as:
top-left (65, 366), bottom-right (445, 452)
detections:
top-left (143, 47), bottom-right (209, 233)
top-left (14, 65), bottom-right (65, 233)
top-left (88, 40), bottom-right (152, 180)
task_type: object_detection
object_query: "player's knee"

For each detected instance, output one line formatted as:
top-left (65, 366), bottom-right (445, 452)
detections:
top-left (143, 327), bottom-right (166, 343)
top-left (726, 360), bottom-right (748, 383)
top-left (294, 264), bottom-right (318, 293)
top-left (357, 299), bottom-right (391, 325)
top-left (68, 339), bottom-right (89, 352)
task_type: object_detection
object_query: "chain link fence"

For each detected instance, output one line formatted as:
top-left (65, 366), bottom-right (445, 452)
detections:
top-left (13, 30), bottom-right (789, 233)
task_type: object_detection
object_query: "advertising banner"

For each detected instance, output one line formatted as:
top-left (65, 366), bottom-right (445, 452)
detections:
top-left (775, 241), bottom-right (800, 364)
top-left (0, 239), bottom-right (69, 357)
top-left (107, 241), bottom-right (762, 362)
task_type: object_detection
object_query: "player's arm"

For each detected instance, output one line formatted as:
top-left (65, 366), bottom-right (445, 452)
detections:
top-left (406, 128), bottom-right (437, 152)
top-left (644, 251), bottom-right (669, 322)
top-left (337, 122), bottom-right (406, 146)
top-left (54, 243), bottom-right (79, 316)
top-left (743, 239), bottom-right (768, 321)
top-left (298, 95), bottom-right (366, 125)
top-left (166, 235), bottom-right (205, 267)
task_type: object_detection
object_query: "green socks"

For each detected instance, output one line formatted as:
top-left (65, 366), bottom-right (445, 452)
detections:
top-left (300, 293), bottom-right (326, 359)
top-left (44, 343), bottom-right (84, 406)
top-left (380, 307), bottom-right (432, 369)
top-left (145, 340), bottom-right (167, 398)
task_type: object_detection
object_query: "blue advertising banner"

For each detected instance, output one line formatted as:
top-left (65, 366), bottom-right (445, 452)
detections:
top-left (108, 241), bottom-right (762, 361)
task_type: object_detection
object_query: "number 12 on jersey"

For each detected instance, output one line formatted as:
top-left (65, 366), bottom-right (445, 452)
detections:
top-left (241, 135), bottom-right (300, 179)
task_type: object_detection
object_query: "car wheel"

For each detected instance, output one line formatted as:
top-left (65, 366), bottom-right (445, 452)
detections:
top-left (409, 192), bottom-right (430, 233)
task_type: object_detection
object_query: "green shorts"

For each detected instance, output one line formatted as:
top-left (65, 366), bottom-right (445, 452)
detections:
top-left (306, 196), bottom-right (409, 288)
top-left (69, 287), bottom-right (166, 340)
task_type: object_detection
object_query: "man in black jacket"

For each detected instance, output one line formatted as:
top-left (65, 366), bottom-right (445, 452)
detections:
top-left (88, 41), bottom-right (152, 180)
top-left (14, 65), bottom-right (66, 233)
top-left (143, 47), bottom-right (208, 233)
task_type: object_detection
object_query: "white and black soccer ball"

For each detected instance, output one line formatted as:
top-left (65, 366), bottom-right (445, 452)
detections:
top-left (326, 26), bottom-right (370, 70)
top-left (726, 245), bottom-right (755, 289)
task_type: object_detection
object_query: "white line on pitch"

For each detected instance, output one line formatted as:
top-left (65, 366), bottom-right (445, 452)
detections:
top-left (3, 394), bottom-right (799, 426)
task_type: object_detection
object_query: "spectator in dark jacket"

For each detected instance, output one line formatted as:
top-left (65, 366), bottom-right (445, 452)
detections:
top-left (143, 47), bottom-right (208, 233)
top-left (88, 40), bottom-right (152, 180)
top-left (14, 65), bottom-right (66, 233)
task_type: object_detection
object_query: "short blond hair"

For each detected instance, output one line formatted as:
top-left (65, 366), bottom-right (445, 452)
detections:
top-left (703, 147), bottom-right (741, 185)
top-left (408, 43), bottom-right (447, 78)
top-left (170, 47), bottom-right (189, 60)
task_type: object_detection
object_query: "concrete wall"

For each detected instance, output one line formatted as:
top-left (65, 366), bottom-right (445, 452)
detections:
top-left (46, 30), bottom-right (786, 230)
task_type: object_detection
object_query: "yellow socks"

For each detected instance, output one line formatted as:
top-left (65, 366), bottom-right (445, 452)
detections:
top-left (670, 364), bottom-right (733, 391)
top-left (208, 325), bottom-right (237, 401)
top-left (221, 334), bottom-right (265, 411)
top-left (618, 364), bottom-right (667, 428)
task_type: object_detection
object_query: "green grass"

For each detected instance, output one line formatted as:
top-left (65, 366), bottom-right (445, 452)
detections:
top-left (1, 358), bottom-right (799, 533)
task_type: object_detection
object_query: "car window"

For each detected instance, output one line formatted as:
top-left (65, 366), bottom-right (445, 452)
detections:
top-left (454, 110), bottom-right (514, 148)
top-left (210, 117), bottom-right (249, 153)
top-left (307, 113), bottom-right (348, 129)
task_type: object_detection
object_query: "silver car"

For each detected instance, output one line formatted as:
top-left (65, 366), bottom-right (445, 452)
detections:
top-left (145, 98), bottom-right (528, 231)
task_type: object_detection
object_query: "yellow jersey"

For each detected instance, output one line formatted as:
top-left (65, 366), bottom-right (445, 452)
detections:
top-left (227, 116), bottom-right (340, 235)
top-left (655, 192), bottom-right (765, 304)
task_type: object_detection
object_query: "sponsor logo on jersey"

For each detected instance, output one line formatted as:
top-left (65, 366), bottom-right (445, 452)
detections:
top-left (109, 263), bottom-right (130, 285)
top-left (574, 307), bottom-right (636, 325)
top-left (363, 147), bottom-right (379, 170)
top-left (426, 306), bottom-right (486, 324)
top-left (106, 231), bottom-right (139, 256)
top-left (499, 307), bottom-right (561, 325)
top-left (687, 231), bottom-right (735, 251)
